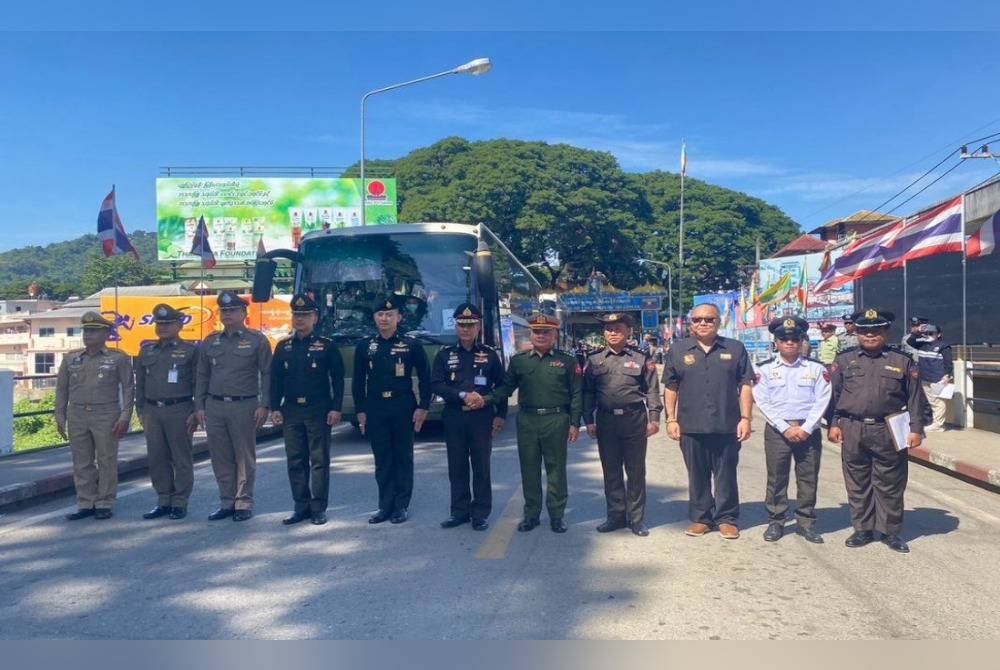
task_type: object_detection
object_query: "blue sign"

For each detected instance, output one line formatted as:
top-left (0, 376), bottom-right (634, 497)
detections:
top-left (641, 310), bottom-right (659, 329)
top-left (560, 293), bottom-right (665, 312)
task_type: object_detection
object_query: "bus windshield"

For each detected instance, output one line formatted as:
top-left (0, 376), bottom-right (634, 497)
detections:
top-left (299, 231), bottom-right (477, 344)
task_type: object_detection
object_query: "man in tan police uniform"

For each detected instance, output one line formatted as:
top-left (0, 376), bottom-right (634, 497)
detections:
top-left (195, 291), bottom-right (272, 522)
top-left (55, 311), bottom-right (135, 521)
top-left (136, 303), bottom-right (199, 520)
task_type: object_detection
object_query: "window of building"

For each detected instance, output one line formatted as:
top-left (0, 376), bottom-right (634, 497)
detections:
top-left (34, 353), bottom-right (55, 374)
top-left (38, 327), bottom-right (55, 337)
top-left (66, 327), bottom-right (79, 337)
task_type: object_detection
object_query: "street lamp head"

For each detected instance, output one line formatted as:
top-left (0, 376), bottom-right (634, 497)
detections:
top-left (454, 57), bottom-right (492, 76)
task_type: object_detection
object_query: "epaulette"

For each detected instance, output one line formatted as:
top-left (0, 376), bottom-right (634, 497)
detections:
top-left (838, 346), bottom-right (859, 355)
top-left (757, 357), bottom-right (775, 366)
top-left (805, 357), bottom-right (826, 366)
top-left (586, 347), bottom-right (606, 357)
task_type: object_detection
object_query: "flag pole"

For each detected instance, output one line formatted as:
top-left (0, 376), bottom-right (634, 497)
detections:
top-left (902, 259), bottom-right (908, 327)
top-left (961, 193), bottom-right (969, 428)
top-left (678, 140), bottom-right (685, 320)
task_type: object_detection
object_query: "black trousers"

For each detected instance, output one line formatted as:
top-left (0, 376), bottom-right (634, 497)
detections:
top-left (596, 408), bottom-right (648, 525)
top-left (680, 433), bottom-right (740, 525)
top-left (443, 405), bottom-right (495, 520)
top-left (366, 396), bottom-right (416, 513)
top-left (838, 418), bottom-right (908, 536)
top-left (282, 405), bottom-right (331, 514)
top-left (763, 424), bottom-right (821, 527)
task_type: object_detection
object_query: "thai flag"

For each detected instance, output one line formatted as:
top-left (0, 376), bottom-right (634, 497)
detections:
top-left (190, 216), bottom-right (216, 269)
top-left (967, 208), bottom-right (1000, 258)
top-left (97, 186), bottom-right (139, 261)
top-left (878, 196), bottom-right (964, 268)
top-left (813, 222), bottom-right (902, 293)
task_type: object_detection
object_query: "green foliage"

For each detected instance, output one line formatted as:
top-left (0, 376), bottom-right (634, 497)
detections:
top-left (0, 231), bottom-right (163, 300)
top-left (13, 393), bottom-right (63, 453)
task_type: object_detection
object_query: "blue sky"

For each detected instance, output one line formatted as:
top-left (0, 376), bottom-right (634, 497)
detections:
top-left (2, 30), bottom-right (1000, 252)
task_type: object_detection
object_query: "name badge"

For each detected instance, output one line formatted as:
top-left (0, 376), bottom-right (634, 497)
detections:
top-left (720, 353), bottom-right (733, 360)
top-left (474, 375), bottom-right (488, 386)
top-left (395, 361), bottom-right (406, 377)
top-left (167, 367), bottom-right (178, 384)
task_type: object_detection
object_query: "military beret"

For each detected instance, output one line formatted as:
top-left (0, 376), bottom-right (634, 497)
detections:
top-left (852, 308), bottom-right (894, 328)
top-left (598, 312), bottom-right (633, 327)
top-left (452, 302), bottom-right (482, 324)
top-left (373, 294), bottom-right (405, 313)
top-left (290, 293), bottom-right (319, 314)
top-left (151, 303), bottom-right (184, 324)
top-left (217, 291), bottom-right (248, 310)
top-left (81, 311), bottom-right (114, 329)
top-left (527, 312), bottom-right (560, 329)
top-left (768, 315), bottom-right (809, 340)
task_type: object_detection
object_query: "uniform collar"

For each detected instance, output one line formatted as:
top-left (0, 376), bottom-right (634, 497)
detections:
top-left (775, 356), bottom-right (803, 368)
top-left (856, 346), bottom-right (886, 358)
top-left (603, 346), bottom-right (628, 357)
top-left (294, 331), bottom-right (315, 342)
top-left (684, 335), bottom-right (725, 350)
top-left (222, 328), bottom-right (245, 339)
top-left (530, 347), bottom-right (554, 358)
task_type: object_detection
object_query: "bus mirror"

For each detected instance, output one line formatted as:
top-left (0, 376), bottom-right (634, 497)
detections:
top-left (473, 241), bottom-right (498, 346)
top-left (251, 259), bottom-right (277, 302)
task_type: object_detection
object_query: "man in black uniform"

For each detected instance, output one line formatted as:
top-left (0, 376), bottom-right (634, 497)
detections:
top-left (136, 303), bottom-right (199, 520)
top-left (270, 293), bottom-right (345, 526)
top-left (583, 313), bottom-right (662, 537)
top-left (353, 294), bottom-right (431, 525)
top-left (828, 308), bottom-right (925, 553)
top-left (662, 303), bottom-right (755, 540)
top-left (431, 303), bottom-right (507, 532)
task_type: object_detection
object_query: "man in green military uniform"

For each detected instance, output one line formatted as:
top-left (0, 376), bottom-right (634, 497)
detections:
top-left (489, 313), bottom-right (582, 533)
top-left (55, 311), bottom-right (135, 521)
top-left (195, 291), bottom-right (272, 522)
top-left (136, 303), bottom-right (199, 520)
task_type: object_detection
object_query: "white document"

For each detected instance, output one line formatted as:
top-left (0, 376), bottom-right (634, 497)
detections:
top-left (930, 381), bottom-right (955, 400)
top-left (886, 411), bottom-right (911, 451)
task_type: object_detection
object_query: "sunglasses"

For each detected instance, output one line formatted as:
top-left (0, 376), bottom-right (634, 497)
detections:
top-left (778, 337), bottom-right (802, 343)
top-left (856, 328), bottom-right (884, 336)
top-left (690, 317), bottom-right (717, 324)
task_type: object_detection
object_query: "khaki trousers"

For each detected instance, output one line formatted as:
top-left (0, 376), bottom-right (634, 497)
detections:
top-left (143, 402), bottom-right (195, 508)
top-left (68, 403), bottom-right (121, 510)
top-left (205, 397), bottom-right (258, 511)
top-left (921, 381), bottom-right (948, 430)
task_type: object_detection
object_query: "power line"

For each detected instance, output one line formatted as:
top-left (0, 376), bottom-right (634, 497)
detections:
top-left (866, 151), bottom-right (959, 216)
top-left (886, 160), bottom-right (965, 215)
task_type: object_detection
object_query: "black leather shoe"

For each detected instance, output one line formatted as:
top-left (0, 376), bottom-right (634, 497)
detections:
top-left (630, 522), bottom-right (650, 537)
top-left (845, 530), bottom-right (875, 548)
top-left (168, 507), bottom-right (187, 520)
top-left (517, 517), bottom-right (540, 532)
top-left (550, 517), bottom-right (568, 533)
top-left (282, 511), bottom-right (312, 525)
top-left (208, 508), bottom-right (234, 521)
top-left (471, 518), bottom-right (489, 531)
top-left (311, 512), bottom-right (327, 525)
top-left (66, 508), bottom-right (95, 521)
top-left (440, 515), bottom-right (471, 528)
top-left (368, 509), bottom-right (391, 524)
top-left (390, 508), bottom-right (408, 524)
top-left (596, 518), bottom-right (628, 533)
top-left (763, 522), bottom-right (784, 542)
top-left (797, 525), bottom-right (824, 544)
top-left (882, 534), bottom-right (910, 553)
top-left (94, 509), bottom-right (113, 520)
top-left (232, 509), bottom-right (253, 522)
top-left (143, 506), bottom-right (171, 520)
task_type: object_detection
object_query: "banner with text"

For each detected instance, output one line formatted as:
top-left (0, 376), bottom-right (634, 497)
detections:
top-left (155, 178), bottom-right (398, 261)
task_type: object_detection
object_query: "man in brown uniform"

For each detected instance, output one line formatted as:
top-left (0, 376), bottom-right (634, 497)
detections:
top-left (55, 311), bottom-right (135, 521)
top-left (828, 308), bottom-right (925, 553)
top-left (195, 292), bottom-right (272, 522)
top-left (136, 303), bottom-right (199, 520)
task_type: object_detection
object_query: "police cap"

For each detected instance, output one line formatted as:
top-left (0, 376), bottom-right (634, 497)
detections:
top-left (217, 291), bottom-right (249, 310)
top-left (768, 315), bottom-right (809, 340)
top-left (452, 302), bottom-right (482, 324)
top-left (152, 303), bottom-right (184, 324)
top-left (852, 308), bottom-right (894, 328)
top-left (598, 312), bottom-right (633, 328)
top-left (81, 311), bottom-right (114, 329)
top-left (373, 294), bottom-right (405, 313)
top-left (290, 293), bottom-right (319, 314)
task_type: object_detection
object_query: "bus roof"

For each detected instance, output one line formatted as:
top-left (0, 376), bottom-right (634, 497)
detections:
top-left (300, 222), bottom-right (483, 244)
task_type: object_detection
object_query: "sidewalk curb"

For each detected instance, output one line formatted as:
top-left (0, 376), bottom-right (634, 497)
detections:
top-left (0, 427), bottom-right (284, 510)
top-left (909, 444), bottom-right (1000, 488)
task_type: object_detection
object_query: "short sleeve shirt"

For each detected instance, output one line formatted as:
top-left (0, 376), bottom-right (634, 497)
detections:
top-left (661, 336), bottom-right (754, 433)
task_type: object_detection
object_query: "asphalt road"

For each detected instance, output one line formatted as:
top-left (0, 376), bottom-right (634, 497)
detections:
top-left (1, 412), bottom-right (998, 639)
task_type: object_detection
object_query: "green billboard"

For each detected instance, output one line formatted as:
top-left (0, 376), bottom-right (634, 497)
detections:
top-left (155, 177), bottom-right (398, 261)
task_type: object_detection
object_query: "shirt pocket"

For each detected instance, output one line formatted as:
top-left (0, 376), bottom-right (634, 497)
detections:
top-left (878, 367), bottom-right (904, 393)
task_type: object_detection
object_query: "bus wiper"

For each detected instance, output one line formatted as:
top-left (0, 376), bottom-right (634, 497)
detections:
top-left (405, 331), bottom-right (446, 344)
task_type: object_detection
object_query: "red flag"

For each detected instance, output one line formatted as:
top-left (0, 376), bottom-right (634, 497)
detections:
top-left (190, 216), bottom-right (216, 269)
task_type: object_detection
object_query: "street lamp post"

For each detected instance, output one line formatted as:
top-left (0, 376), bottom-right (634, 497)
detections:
top-left (360, 57), bottom-right (492, 226)
top-left (636, 258), bottom-right (672, 337)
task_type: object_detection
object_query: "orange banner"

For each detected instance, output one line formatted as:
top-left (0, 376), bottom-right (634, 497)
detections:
top-left (99, 295), bottom-right (293, 356)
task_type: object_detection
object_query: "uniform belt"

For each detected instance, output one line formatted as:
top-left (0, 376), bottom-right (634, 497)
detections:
top-left (598, 403), bottom-right (646, 416)
top-left (837, 412), bottom-right (886, 425)
top-left (210, 394), bottom-right (257, 402)
top-left (288, 395), bottom-right (330, 406)
top-left (146, 397), bottom-right (193, 408)
top-left (521, 406), bottom-right (564, 415)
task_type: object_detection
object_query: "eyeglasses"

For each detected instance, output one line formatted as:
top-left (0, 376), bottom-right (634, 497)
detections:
top-left (690, 317), bottom-right (717, 324)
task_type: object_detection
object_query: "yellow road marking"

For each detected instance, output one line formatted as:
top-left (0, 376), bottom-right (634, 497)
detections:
top-left (475, 485), bottom-right (524, 560)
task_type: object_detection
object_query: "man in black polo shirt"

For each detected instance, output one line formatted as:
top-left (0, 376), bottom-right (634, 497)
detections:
top-left (662, 303), bottom-right (754, 539)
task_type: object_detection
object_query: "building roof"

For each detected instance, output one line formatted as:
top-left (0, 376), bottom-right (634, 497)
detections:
top-left (808, 210), bottom-right (901, 234)
top-left (87, 284), bottom-right (191, 299)
top-left (772, 234), bottom-right (827, 258)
